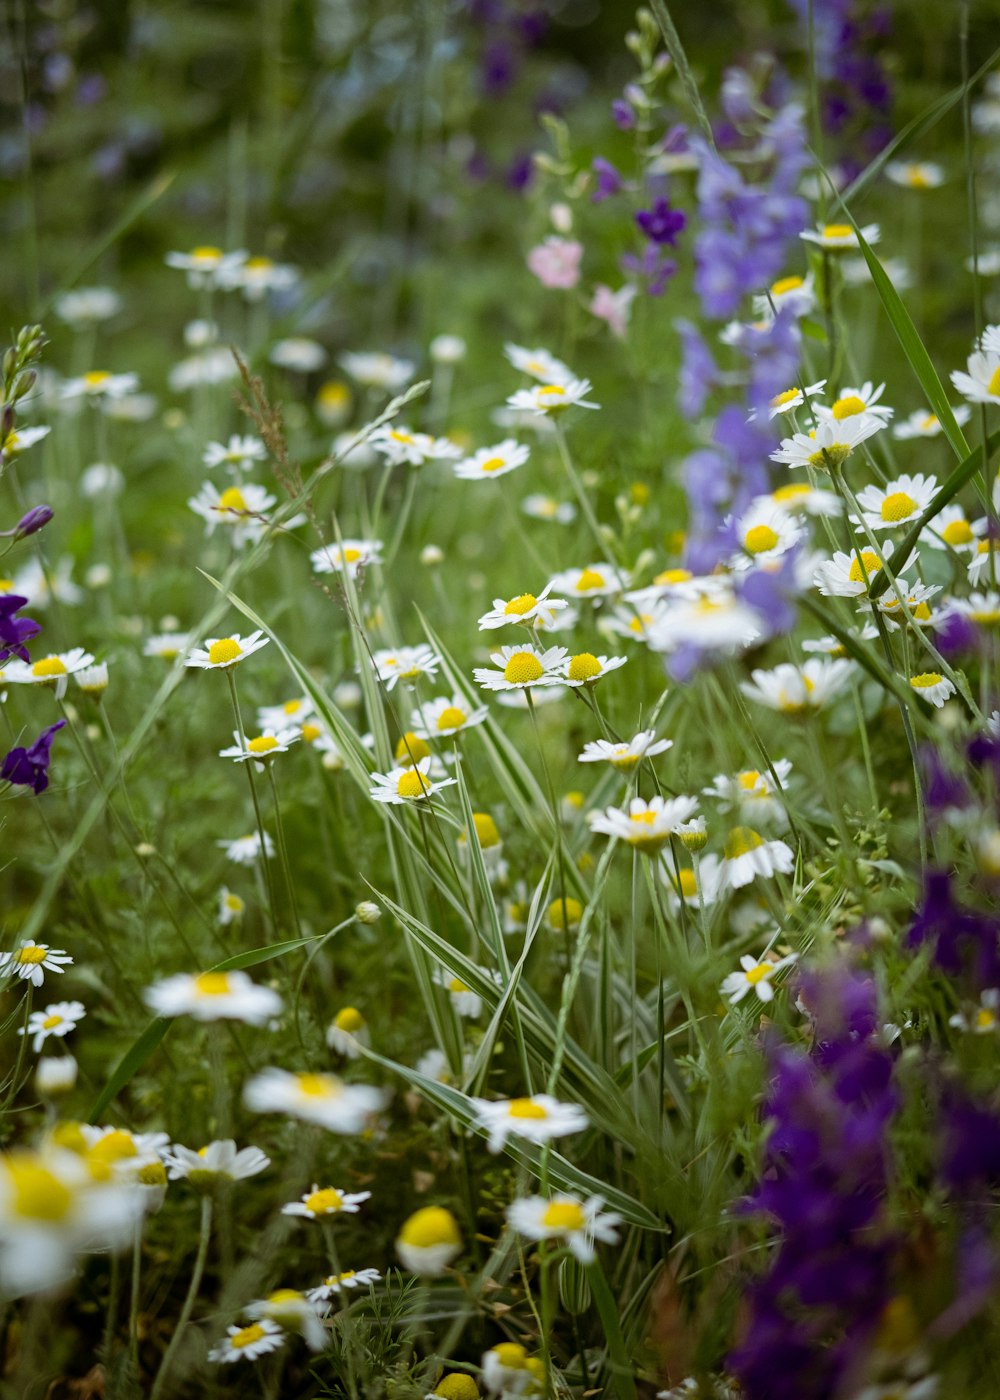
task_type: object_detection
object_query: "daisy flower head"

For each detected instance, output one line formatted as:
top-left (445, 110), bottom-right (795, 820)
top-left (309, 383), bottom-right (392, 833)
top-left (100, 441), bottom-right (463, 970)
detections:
top-left (578, 730), bottom-right (672, 771)
top-left (764, 378), bottom-right (826, 418)
top-left (771, 414), bottom-right (884, 472)
top-left (370, 425), bottom-right (462, 468)
top-left (731, 500), bottom-right (804, 568)
top-left (164, 1140), bottom-right (270, 1187)
top-left (54, 286), bottom-right (122, 326)
top-left (741, 659), bottom-right (853, 713)
top-left (704, 760), bottom-right (793, 828)
top-left (207, 1318), bottom-right (285, 1365)
top-left (660, 854), bottom-right (719, 909)
top-left (800, 221), bottom-right (880, 251)
top-left (473, 643), bottom-right (568, 692)
top-left (165, 245), bottom-right (247, 288)
top-left (721, 950), bottom-right (799, 1004)
top-left (645, 588), bottom-right (762, 657)
top-left (506, 1193), bottom-right (621, 1264)
top-left (432, 967), bottom-right (484, 1018)
top-left (369, 757), bottom-right (457, 805)
top-left (269, 338), bottom-right (327, 373)
top-left (719, 828), bottom-right (795, 890)
top-left (257, 696), bottom-right (315, 733)
top-left (219, 728), bottom-right (301, 766)
top-left (426, 1373), bottom-right (480, 1400)
top-left (908, 672), bottom-right (957, 707)
top-left (506, 379), bottom-right (598, 416)
top-left (143, 969), bottom-right (282, 1025)
top-left (561, 651), bottom-right (627, 687)
top-left (471, 1094), bottom-right (588, 1153)
top-left (521, 494), bottom-right (576, 524)
top-left (243, 1068), bottom-right (386, 1132)
top-left (36, 1056), bottom-right (78, 1097)
top-left (815, 380), bottom-right (894, 426)
top-left (950, 989), bottom-right (1000, 1034)
top-left (0, 941), bottom-right (73, 988)
top-left (307, 1267), bottom-right (382, 1303)
top-left (185, 631), bottom-right (269, 671)
top-left (311, 538), bottom-right (383, 581)
top-left (411, 694), bottom-right (489, 739)
top-left (75, 663), bottom-right (109, 698)
top-left (853, 473), bottom-right (937, 531)
top-left (245, 1290), bottom-right (325, 1351)
top-left (869, 581), bottom-right (941, 628)
top-left (951, 339), bottom-right (1000, 406)
top-left (589, 794), bottom-right (700, 854)
top-left (327, 1006), bottom-right (368, 1057)
top-left (922, 504), bottom-right (983, 552)
top-left (454, 439), bottom-right (530, 482)
top-left (221, 255), bottom-right (299, 301)
top-left (282, 1184), bottom-right (371, 1221)
top-left (217, 831), bottom-right (275, 864)
top-left (813, 542), bottom-right (911, 597)
top-left (4, 648), bottom-right (95, 699)
top-left (202, 435), bottom-right (267, 473)
top-left (372, 644), bottom-right (440, 690)
top-left (752, 273), bottom-right (817, 319)
top-left (20, 1001), bottom-right (86, 1053)
top-left (61, 370), bottom-right (140, 402)
top-left (396, 1206), bottom-right (463, 1276)
top-left (143, 631), bottom-right (190, 662)
top-left (954, 591), bottom-right (1000, 628)
top-left (886, 160), bottom-right (945, 189)
top-left (894, 406), bottom-right (971, 439)
top-left (1, 424), bottom-right (50, 458)
top-left (969, 537), bottom-right (1000, 585)
top-left (482, 1344), bottom-right (545, 1398)
top-left (478, 582), bottom-right (567, 631)
top-left (766, 482), bottom-right (843, 517)
top-left (504, 343), bottom-right (574, 384)
top-left (339, 351), bottom-right (415, 391)
top-left (548, 563), bottom-right (626, 598)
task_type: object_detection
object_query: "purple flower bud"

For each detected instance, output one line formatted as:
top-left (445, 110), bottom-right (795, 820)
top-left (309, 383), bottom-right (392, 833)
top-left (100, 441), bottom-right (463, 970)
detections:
top-left (1, 719), bottom-right (66, 795)
top-left (14, 504), bottom-right (53, 539)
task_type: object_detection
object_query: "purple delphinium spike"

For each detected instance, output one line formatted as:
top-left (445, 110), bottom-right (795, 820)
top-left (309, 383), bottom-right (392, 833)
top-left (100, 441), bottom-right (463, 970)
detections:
top-left (0, 595), bottom-right (42, 664)
top-left (1, 718), bottom-right (67, 795)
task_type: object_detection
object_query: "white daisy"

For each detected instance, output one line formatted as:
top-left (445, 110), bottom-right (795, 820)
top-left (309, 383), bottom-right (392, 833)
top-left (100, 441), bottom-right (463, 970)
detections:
top-left (506, 379), bottom-right (598, 415)
top-left (11, 556), bottom-right (83, 608)
top-left (646, 592), bottom-right (761, 655)
top-left (4, 648), bottom-right (95, 699)
top-left (202, 435), bottom-right (267, 472)
top-left (504, 343), bottom-right (574, 384)
top-left (506, 1194), bottom-right (621, 1264)
top-left (433, 968), bottom-right (484, 1018)
top-left (921, 504), bottom-right (983, 552)
top-left (218, 728), bottom-right (301, 765)
top-left (721, 950), bottom-right (799, 1003)
top-left (547, 563), bottom-right (626, 598)
top-left (763, 378), bottom-right (827, 418)
top-left (718, 828), bottom-right (795, 890)
top-left (605, 599), bottom-right (673, 643)
top-left (185, 631), bottom-right (270, 670)
top-left (521, 494), bottom-right (577, 524)
top-left (369, 758), bottom-right (458, 805)
top-left (207, 1318), bottom-right (285, 1365)
top-left (281, 1184), bottom-right (371, 1220)
top-left (395, 1206), bottom-right (463, 1276)
top-left (165, 245), bottom-right (247, 288)
top-left (410, 695), bottom-right (489, 739)
top-left (372, 644), bottom-right (440, 690)
top-left (473, 643), bottom-right (568, 692)
top-left (60, 370), bottom-right (140, 401)
top-left (1, 425), bottom-right (50, 457)
top-left (868, 581), bottom-right (941, 627)
top-left (217, 831), bottom-right (275, 864)
top-left (815, 381), bottom-right (894, 425)
top-left (307, 1267), bottom-right (382, 1303)
top-left (969, 537), bottom-right (1000, 585)
top-left (703, 760), bottom-right (793, 828)
top-left (588, 795), bottom-right (700, 855)
top-left (454, 440), bottom-right (530, 481)
top-left (143, 632), bottom-right (190, 662)
top-left (244, 1290), bottom-right (325, 1351)
top-left (269, 338), bottom-right (327, 372)
top-left (481, 1344), bottom-right (544, 1398)
top-left (950, 989), bottom-right (1000, 1034)
top-left (659, 856), bottom-right (719, 909)
top-left (741, 660), bottom-right (853, 713)
top-left (813, 543), bottom-right (912, 597)
top-left (470, 1094), bottom-right (588, 1153)
top-left (886, 160), bottom-right (945, 189)
top-left (852, 473), bottom-right (937, 531)
top-left (339, 351), bottom-right (415, 391)
top-left (369, 425), bottom-right (461, 467)
top-left (765, 483), bottom-right (843, 517)
top-left (478, 582), bottom-right (567, 631)
top-left (578, 731), bottom-right (672, 770)
top-left (953, 591), bottom-right (1000, 627)
top-left (19, 1001), bottom-right (86, 1053)
top-left (908, 672), bottom-right (956, 707)
top-left (164, 1140), bottom-right (269, 1184)
top-left (311, 539), bottom-right (383, 581)
top-left (951, 342), bottom-right (1000, 406)
top-left (75, 663), bottom-right (109, 697)
top-left (326, 1007), bottom-right (368, 1057)
top-left (54, 287), bottom-right (122, 326)
top-left (221, 256), bottom-right (298, 301)
top-left (143, 970), bottom-right (282, 1025)
top-left (731, 500), bottom-right (804, 567)
top-left (0, 942), bottom-right (73, 988)
top-left (771, 415), bottom-right (884, 472)
top-left (800, 221), bottom-right (880, 251)
top-left (168, 347), bottom-right (240, 392)
top-left (894, 406), bottom-right (971, 439)
top-left (752, 274), bottom-right (816, 319)
top-left (243, 1068), bottom-right (386, 1132)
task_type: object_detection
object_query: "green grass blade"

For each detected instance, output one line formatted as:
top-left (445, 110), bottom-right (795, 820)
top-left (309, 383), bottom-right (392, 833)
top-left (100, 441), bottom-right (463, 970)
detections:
top-left (88, 1017), bottom-right (173, 1123)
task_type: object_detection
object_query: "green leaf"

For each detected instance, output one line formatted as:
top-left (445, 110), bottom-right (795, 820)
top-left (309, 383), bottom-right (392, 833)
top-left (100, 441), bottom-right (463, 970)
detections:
top-left (587, 1258), bottom-right (640, 1400)
top-left (88, 1017), bottom-right (173, 1123)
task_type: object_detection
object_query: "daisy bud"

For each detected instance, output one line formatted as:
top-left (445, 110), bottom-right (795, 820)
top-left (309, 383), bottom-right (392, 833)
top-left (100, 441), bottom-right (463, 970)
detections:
top-left (429, 1374), bottom-right (479, 1400)
top-left (36, 1055), bottom-right (78, 1096)
top-left (135, 842), bottom-right (157, 858)
top-left (429, 335), bottom-right (466, 365)
top-left (395, 1205), bottom-right (462, 1276)
top-left (679, 819), bottom-right (708, 852)
top-left (355, 900), bottom-right (381, 925)
top-left (558, 1255), bottom-right (591, 1314)
top-left (421, 544), bottom-right (444, 566)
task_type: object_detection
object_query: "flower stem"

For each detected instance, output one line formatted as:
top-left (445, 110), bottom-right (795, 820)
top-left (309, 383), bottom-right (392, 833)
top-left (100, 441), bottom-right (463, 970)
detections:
top-left (149, 1196), bottom-right (213, 1400)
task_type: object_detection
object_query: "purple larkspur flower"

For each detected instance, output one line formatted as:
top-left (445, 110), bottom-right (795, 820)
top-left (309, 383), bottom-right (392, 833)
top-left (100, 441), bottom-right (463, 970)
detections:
top-left (612, 98), bottom-right (636, 130)
top-left (619, 243), bottom-right (676, 296)
top-left (675, 318), bottom-right (718, 419)
top-left (591, 156), bottom-right (623, 204)
top-left (906, 870), bottom-right (1000, 989)
top-left (635, 197), bottom-right (686, 246)
top-left (0, 595), bottom-right (42, 664)
top-left (1, 719), bottom-right (67, 795)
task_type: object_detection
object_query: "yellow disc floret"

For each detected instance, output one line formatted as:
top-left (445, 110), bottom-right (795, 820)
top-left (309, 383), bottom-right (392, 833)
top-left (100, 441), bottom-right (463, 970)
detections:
top-left (397, 768), bottom-right (432, 798)
top-left (398, 1205), bottom-right (461, 1248)
top-left (831, 395), bottom-right (867, 420)
top-left (504, 593), bottom-right (537, 616)
top-left (395, 732), bottom-right (431, 766)
top-left (567, 652), bottom-right (602, 683)
top-left (248, 735), bottom-right (279, 755)
top-left (507, 1098), bottom-right (548, 1120)
top-left (32, 657), bottom-right (67, 679)
top-left (724, 827), bottom-right (765, 859)
top-left (745, 525), bottom-right (779, 555)
top-left (880, 491), bottom-right (917, 523)
top-left (503, 652), bottom-right (544, 685)
top-left (208, 638), bottom-right (242, 665)
top-left (8, 1158), bottom-right (73, 1222)
top-left (436, 706), bottom-right (466, 731)
top-left (541, 1199), bottom-right (585, 1231)
top-left (304, 1187), bottom-right (344, 1214)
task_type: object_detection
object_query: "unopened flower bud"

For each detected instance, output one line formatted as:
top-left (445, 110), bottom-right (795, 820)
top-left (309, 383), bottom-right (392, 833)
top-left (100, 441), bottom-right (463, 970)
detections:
top-left (36, 1055), bottom-right (78, 1096)
top-left (355, 900), bottom-right (381, 925)
top-left (15, 504), bottom-right (53, 539)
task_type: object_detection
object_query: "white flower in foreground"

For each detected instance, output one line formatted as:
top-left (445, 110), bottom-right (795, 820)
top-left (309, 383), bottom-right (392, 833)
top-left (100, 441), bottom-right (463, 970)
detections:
top-left (219, 727), bottom-right (301, 765)
top-left (922, 504), bottom-right (983, 552)
top-left (950, 989), bottom-right (1000, 1034)
top-left (61, 370), bottom-right (140, 401)
top-left (396, 1206), bottom-right (462, 1276)
top-left (411, 695), bottom-right (489, 739)
top-left (369, 757), bottom-right (458, 805)
top-left (307, 1267), bottom-right (382, 1303)
top-left (589, 795), bottom-right (700, 854)
top-left (548, 562), bottom-right (625, 598)
top-left (763, 378), bottom-right (826, 418)
top-left (339, 351), bottom-right (415, 390)
top-left (144, 970), bottom-right (282, 1025)
top-left (454, 439), bottom-right (530, 481)
top-left (203, 434), bottom-right (267, 472)
top-left (185, 631), bottom-right (269, 670)
top-left (506, 379), bottom-right (598, 416)
top-left (504, 342), bottom-right (574, 384)
top-left (646, 592), bottom-right (761, 656)
top-left (908, 672), bottom-right (957, 707)
top-left (482, 1343), bottom-right (545, 1396)
top-left (478, 582), bottom-right (567, 631)
top-left (470, 1094), bottom-right (588, 1153)
top-left (208, 1318), bottom-right (286, 1365)
top-left (951, 340), bottom-right (1000, 406)
top-left (282, 1184), bottom-right (371, 1220)
top-left (188, 481), bottom-right (278, 547)
top-left (731, 500), bottom-right (803, 568)
top-left (578, 730), bottom-right (672, 770)
top-left (718, 828), bottom-right (795, 890)
top-left (815, 380), bottom-right (894, 425)
top-left (165, 245), bottom-right (246, 288)
top-left (852, 473), bottom-right (937, 531)
top-left (506, 1193), bottom-right (620, 1263)
top-left (19, 1001), bottom-right (86, 1054)
top-left (164, 1140), bottom-right (269, 1185)
top-left (245, 1290), bottom-right (325, 1350)
top-left (243, 1068), bottom-right (386, 1132)
top-left (722, 951), bottom-right (799, 1004)
top-left (741, 660), bottom-right (853, 713)
top-left (0, 1147), bottom-right (144, 1296)
top-left (217, 831), bottom-right (275, 864)
top-left (473, 643), bottom-right (568, 692)
top-left (310, 538), bottom-right (383, 579)
top-left (813, 542), bottom-right (912, 597)
top-left (4, 648), bottom-right (95, 698)
top-left (771, 414), bottom-right (884, 472)
top-left (0, 941), bottom-right (73, 988)
top-left (800, 221), bottom-right (880, 251)
top-left (372, 644), bottom-right (440, 690)
top-left (370, 425), bottom-right (461, 467)
top-left (894, 406), bottom-right (971, 439)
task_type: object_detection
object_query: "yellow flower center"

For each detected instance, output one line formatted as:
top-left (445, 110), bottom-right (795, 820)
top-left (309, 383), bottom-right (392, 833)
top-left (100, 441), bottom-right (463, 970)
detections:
top-left (282, 699), bottom-right (302, 714)
top-left (970, 606), bottom-right (1000, 625)
top-left (822, 223), bottom-right (853, 239)
top-left (224, 893), bottom-right (244, 912)
top-left (397, 767), bottom-right (432, 798)
top-left (540, 1200), bottom-right (586, 1231)
top-left (921, 414), bottom-right (939, 431)
top-left (567, 652), bottom-right (602, 682)
top-left (503, 652), bottom-right (544, 685)
top-left (654, 568), bottom-right (692, 584)
top-left (492, 1343), bottom-right (529, 1369)
top-left (507, 1098), bottom-right (548, 1120)
top-left (342, 547), bottom-right (362, 563)
top-left (334, 1006), bottom-right (364, 1032)
top-left (448, 977), bottom-right (470, 994)
top-left (989, 367), bottom-right (1000, 397)
top-left (32, 656), bottom-right (67, 678)
top-left (504, 593), bottom-right (537, 616)
top-left (744, 962), bottom-right (771, 985)
top-left (808, 443), bottom-right (851, 471)
top-left (771, 388), bottom-right (799, 408)
top-left (472, 812), bottom-right (501, 848)
top-left (628, 614), bottom-right (653, 634)
top-left (848, 550), bottom-right (883, 584)
top-left (231, 1323), bottom-right (267, 1350)
top-left (831, 395), bottom-right (867, 420)
top-left (912, 601), bottom-right (932, 622)
top-left (942, 519), bottom-right (973, 545)
top-left (138, 1160), bottom-right (167, 1186)
top-left (191, 245), bottom-right (223, 262)
top-left (630, 810), bottom-right (657, 826)
top-left (480, 456), bottom-right (506, 472)
top-left (217, 486), bottom-right (247, 512)
top-left (297, 1073), bottom-right (339, 1098)
top-left (208, 638), bottom-right (242, 665)
top-left (773, 484), bottom-right (810, 504)
top-left (194, 972), bottom-right (231, 997)
top-left (547, 897), bottom-right (582, 930)
top-left (435, 1375), bottom-right (480, 1400)
top-left (83, 370), bottom-right (111, 388)
top-left (540, 384), bottom-right (565, 396)
top-left (745, 524), bottom-right (779, 555)
top-left (976, 1008), bottom-right (996, 1030)
top-left (677, 868), bottom-right (698, 898)
top-left (436, 706), bottom-right (466, 731)
top-left (575, 568), bottom-right (605, 592)
top-left (8, 1160), bottom-right (73, 1222)
top-left (609, 746), bottom-right (639, 771)
top-left (248, 735), bottom-right (279, 755)
top-left (246, 256), bottom-right (273, 271)
top-left (395, 732), bottom-right (431, 766)
top-left (16, 945), bottom-right (49, 965)
top-left (398, 1205), bottom-right (461, 1247)
top-left (302, 722), bottom-right (321, 743)
top-left (90, 1130), bottom-right (138, 1163)
top-left (390, 430), bottom-right (415, 443)
top-left (909, 672), bottom-right (942, 689)
top-left (305, 1187), bottom-right (344, 1214)
top-left (880, 491), bottom-right (917, 523)
top-left (724, 827), bottom-right (765, 859)
top-left (738, 770), bottom-right (762, 791)
top-left (771, 275), bottom-right (804, 296)
top-left (41, 1014), bottom-right (63, 1030)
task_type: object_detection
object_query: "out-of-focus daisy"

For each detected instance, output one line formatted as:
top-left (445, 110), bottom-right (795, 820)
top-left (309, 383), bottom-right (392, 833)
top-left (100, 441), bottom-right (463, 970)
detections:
top-left (207, 1318), bottom-right (285, 1365)
top-left (721, 950), bottom-right (799, 1003)
top-left (813, 544), bottom-right (911, 597)
top-left (578, 731), bottom-right (672, 770)
top-left (269, 338), bottom-right (327, 372)
top-left (202, 435), bottom-right (267, 473)
top-left (741, 660), bottom-right (853, 713)
top-left (752, 273), bottom-right (816, 318)
top-left (950, 989), bottom-right (1000, 1034)
top-left (718, 828), bottom-right (795, 890)
top-left (660, 854), bottom-right (719, 909)
top-left (372, 644), bottom-right (440, 690)
top-left (731, 500), bottom-right (803, 568)
top-left (221, 255), bottom-right (298, 301)
top-left (588, 795), bottom-right (699, 854)
top-left (169, 347), bottom-right (241, 392)
top-left (164, 1140), bottom-right (269, 1186)
top-left (411, 694), bottom-right (489, 739)
top-left (432, 967), bottom-right (488, 1018)
top-left (143, 631), bottom-right (190, 662)
top-left (315, 379), bottom-right (352, 427)
top-left (766, 483), bottom-right (842, 517)
top-left (646, 591), bottom-right (761, 655)
top-left (894, 406), bottom-right (971, 439)
top-left (35, 1056), bottom-right (78, 1097)
top-left (430, 334), bottom-right (466, 364)
top-left (396, 1206), bottom-right (462, 1276)
top-left (951, 336), bottom-right (1000, 406)
top-left (922, 504), bottom-right (983, 552)
top-left (886, 160), bottom-right (945, 189)
top-left (506, 379), bottom-right (598, 415)
top-left (244, 1069), bottom-right (386, 1131)
top-left (19, 1001), bottom-right (85, 1054)
top-left (852, 473), bottom-right (936, 531)
top-left (1, 425), bottom-right (50, 458)
top-left (425, 1372), bottom-right (480, 1400)
top-left (482, 1344), bottom-right (545, 1398)
top-left (771, 415), bottom-right (884, 472)
top-left (4, 648), bottom-right (95, 698)
top-left (454, 440), bottom-right (530, 481)
top-left (311, 538), bottom-right (382, 580)
top-left (257, 697), bottom-right (314, 733)
top-left (478, 583), bottom-right (567, 631)
top-left (969, 537), bottom-right (1000, 585)
top-left (144, 970), bottom-right (282, 1025)
top-left (868, 581), bottom-right (941, 628)
top-left (548, 563), bottom-right (625, 598)
top-left (471, 1094), bottom-right (588, 1153)
top-left (188, 481), bottom-right (280, 546)
top-left (54, 287), bottom-right (122, 326)
top-left (244, 1290), bottom-right (325, 1350)
top-left (339, 351), bottom-right (415, 391)
top-left (954, 592), bottom-right (1000, 627)
top-left (0, 942), bottom-right (73, 988)
top-left (369, 758), bottom-right (457, 805)
top-left (763, 378), bottom-right (826, 418)
top-left (521, 493), bottom-right (576, 524)
top-left (815, 380), bottom-right (893, 425)
top-left (506, 1193), bottom-right (621, 1263)
top-left (908, 672), bottom-right (956, 707)
top-left (217, 831), bottom-right (275, 864)
top-left (800, 221), bottom-right (880, 251)
top-left (61, 370), bottom-right (140, 402)
top-left (165, 246), bottom-right (246, 288)
top-left (370, 425), bottom-right (461, 467)
top-left (327, 1007), bottom-right (368, 1057)
top-left (185, 631), bottom-right (270, 670)
top-left (704, 761), bottom-right (792, 828)
top-left (307, 1267), bottom-right (382, 1303)
top-left (504, 343), bottom-right (574, 384)
top-left (11, 557), bottom-right (83, 608)
top-left (473, 643), bottom-right (568, 692)
top-left (219, 728), bottom-right (301, 766)
top-left (75, 663), bottom-right (109, 698)
top-left (282, 1184), bottom-right (371, 1221)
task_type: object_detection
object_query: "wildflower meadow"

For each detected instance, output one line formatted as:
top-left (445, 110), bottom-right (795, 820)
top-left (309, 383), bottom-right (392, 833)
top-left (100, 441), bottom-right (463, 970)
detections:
top-left (5, 0), bottom-right (1000, 1396)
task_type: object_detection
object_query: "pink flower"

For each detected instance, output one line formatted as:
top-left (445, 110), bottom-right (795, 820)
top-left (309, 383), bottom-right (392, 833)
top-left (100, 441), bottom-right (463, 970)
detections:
top-left (527, 237), bottom-right (583, 290)
top-left (588, 283), bottom-right (637, 339)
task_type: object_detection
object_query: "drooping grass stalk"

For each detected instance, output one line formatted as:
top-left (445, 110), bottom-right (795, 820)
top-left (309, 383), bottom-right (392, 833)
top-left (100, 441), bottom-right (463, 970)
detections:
top-left (148, 1196), bottom-right (213, 1400)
